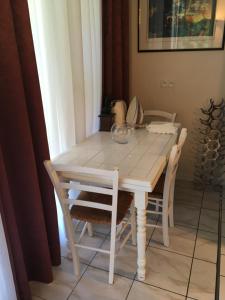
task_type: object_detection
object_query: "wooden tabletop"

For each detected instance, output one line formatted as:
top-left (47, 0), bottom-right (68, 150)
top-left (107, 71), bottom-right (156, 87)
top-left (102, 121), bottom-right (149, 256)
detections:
top-left (52, 129), bottom-right (177, 192)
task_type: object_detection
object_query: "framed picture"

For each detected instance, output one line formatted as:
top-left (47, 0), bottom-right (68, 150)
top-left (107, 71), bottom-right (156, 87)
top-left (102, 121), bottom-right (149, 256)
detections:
top-left (138, 0), bottom-right (225, 51)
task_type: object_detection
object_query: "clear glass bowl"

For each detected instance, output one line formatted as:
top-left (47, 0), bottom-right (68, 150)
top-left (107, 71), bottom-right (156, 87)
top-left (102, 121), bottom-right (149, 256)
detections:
top-left (111, 123), bottom-right (133, 144)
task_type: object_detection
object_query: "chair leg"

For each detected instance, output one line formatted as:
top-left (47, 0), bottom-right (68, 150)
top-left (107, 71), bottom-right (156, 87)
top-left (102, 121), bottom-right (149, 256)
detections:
top-left (109, 224), bottom-right (117, 284)
top-left (65, 217), bottom-right (80, 276)
top-left (162, 213), bottom-right (169, 247)
top-left (130, 201), bottom-right (137, 245)
top-left (87, 223), bottom-right (93, 237)
top-left (169, 181), bottom-right (175, 228)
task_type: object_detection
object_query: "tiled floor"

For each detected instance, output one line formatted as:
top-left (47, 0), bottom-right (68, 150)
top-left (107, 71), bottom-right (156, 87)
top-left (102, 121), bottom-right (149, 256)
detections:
top-left (30, 181), bottom-right (221, 300)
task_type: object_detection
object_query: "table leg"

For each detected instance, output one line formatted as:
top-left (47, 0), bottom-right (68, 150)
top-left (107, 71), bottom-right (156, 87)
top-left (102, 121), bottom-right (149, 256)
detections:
top-left (134, 191), bottom-right (148, 281)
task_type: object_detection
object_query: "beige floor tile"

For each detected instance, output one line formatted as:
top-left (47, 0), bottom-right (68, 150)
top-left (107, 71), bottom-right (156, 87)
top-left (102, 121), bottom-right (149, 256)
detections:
top-left (174, 187), bottom-right (202, 198)
top-left (199, 209), bottom-right (219, 233)
top-left (174, 205), bottom-right (200, 228)
top-left (222, 210), bottom-right (225, 223)
top-left (175, 180), bottom-right (196, 190)
top-left (220, 276), bottom-right (225, 300)
top-left (127, 281), bottom-right (185, 300)
top-left (52, 257), bottom-right (87, 289)
top-left (174, 196), bottom-right (202, 208)
top-left (203, 190), bottom-right (220, 201)
top-left (74, 232), bottom-right (106, 265)
top-left (92, 223), bottom-right (111, 235)
top-left (221, 238), bottom-right (225, 255)
top-left (220, 255), bottom-right (225, 276)
top-left (62, 231), bottom-right (106, 265)
top-left (202, 197), bottom-right (219, 211)
top-left (140, 247), bottom-right (192, 295)
top-left (222, 223), bottom-right (225, 237)
top-left (30, 281), bottom-right (72, 300)
top-left (188, 259), bottom-right (216, 300)
top-left (149, 225), bottom-right (196, 257)
top-left (76, 221), bottom-right (110, 235)
top-left (75, 221), bottom-right (111, 236)
top-left (194, 230), bottom-right (218, 263)
top-left (91, 239), bottom-right (138, 279)
top-left (174, 187), bottom-right (202, 204)
top-left (69, 266), bottom-right (132, 300)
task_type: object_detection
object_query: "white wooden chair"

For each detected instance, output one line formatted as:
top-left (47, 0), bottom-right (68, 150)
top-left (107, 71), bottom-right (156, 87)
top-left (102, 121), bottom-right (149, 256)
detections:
top-left (144, 110), bottom-right (176, 122)
top-left (44, 162), bottom-right (136, 284)
top-left (146, 128), bottom-right (187, 247)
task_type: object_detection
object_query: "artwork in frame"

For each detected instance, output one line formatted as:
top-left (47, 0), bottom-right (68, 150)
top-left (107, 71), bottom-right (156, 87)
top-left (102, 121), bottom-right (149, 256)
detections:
top-left (138, 0), bottom-right (225, 51)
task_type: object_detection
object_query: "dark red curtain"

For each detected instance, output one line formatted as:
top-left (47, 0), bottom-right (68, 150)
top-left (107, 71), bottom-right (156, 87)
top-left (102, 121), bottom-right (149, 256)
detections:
top-left (0, 1), bottom-right (60, 299)
top-left (102, 0), bottom-right (129, 103)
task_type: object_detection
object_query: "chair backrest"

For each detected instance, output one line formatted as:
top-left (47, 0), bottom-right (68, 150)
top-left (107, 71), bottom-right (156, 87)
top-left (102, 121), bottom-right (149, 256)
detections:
top-left (163, 128), bottom-right (187, 200)
top-left (178, 127), bottom-right (187, 149)
top-left (144, 110), bottom-right (176, 122)
top-left (44, 161), bottom-right (119, 223)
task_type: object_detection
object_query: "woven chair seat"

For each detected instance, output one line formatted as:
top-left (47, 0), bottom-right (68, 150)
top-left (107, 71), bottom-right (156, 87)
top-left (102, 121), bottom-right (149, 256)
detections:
top-left (148, 173), bottom-right (165, 198)
top-left (70, 191), bottom-right (133, 225)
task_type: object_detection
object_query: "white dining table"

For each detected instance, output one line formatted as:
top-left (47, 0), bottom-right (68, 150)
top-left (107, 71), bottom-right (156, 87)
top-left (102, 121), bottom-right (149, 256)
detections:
top-left (52, 128), bottom-right (177, 281)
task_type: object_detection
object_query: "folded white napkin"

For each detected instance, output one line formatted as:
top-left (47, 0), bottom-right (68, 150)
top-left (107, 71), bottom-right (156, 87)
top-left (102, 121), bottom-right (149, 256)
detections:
top-left (146, 122), bottom-right (177, 134)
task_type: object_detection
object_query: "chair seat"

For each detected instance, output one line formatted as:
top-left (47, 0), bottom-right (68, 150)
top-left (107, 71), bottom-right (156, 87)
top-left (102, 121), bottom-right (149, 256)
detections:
top-left (70, 191), bottom-right (133, 225)
top-left (148, 173), bottom-right (165, 198)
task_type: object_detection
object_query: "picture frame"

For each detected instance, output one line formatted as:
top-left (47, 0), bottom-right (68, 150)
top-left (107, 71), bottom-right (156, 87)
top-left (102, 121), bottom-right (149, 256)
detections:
top-left (138, 0), bottom-right (225, 52)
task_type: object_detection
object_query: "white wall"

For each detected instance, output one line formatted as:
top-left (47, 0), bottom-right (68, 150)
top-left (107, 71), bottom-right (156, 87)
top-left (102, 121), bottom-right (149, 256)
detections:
top-left (130, 0), bottom-right (225, 180)
top-left (0, 215), bottom-right (17, 300)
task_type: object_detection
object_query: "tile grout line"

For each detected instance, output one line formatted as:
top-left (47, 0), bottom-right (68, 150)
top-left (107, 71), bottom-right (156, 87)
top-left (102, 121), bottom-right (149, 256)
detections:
top-left (65, 231), bottom-right (109, 300)
top-left (124, 276), bottom-right (135, 300)
top-left (174, 221), bottom-right (218, 235)
top-left (131, 213), bottom-right (191, 298)
top-left (174, 222), bottom-right (218, 235)
top-left (147, 244), bottom-right (217, 264)
top-left (128, 195), bottom-right (211, 299)
top-left (125, 213), bottom-right (158, 300)
top-left (185, 188), bottom-right (205, 299)
top-left (134, 279), bottom-right (194, 299)
top-left (32, 186), bottom-right (220, 300)
top-left (124, 213), bottom-right (155, 300)
top-left (145, 213), bottom-right (215, 263)
top-left (86, 263), bottom-right (135, 281)
top-left (31, 294), bottom-right (46, 300)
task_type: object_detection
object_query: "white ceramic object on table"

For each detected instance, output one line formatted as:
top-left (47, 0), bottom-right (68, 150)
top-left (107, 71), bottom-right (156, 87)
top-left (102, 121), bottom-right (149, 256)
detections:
top-left (137, 102), bottom-right (144, 125)
top-left (126, 96), bottom-right (138, 126)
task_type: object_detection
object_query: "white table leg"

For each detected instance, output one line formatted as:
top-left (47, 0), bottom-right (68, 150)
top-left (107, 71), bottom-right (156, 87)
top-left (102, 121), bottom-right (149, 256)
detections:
top-left (134, 191), bottom-right (148, 281)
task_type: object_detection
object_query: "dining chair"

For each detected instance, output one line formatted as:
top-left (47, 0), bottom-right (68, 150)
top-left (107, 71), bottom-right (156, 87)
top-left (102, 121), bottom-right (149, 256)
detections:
top-left (144, 110), bottom-right (176, 122)
top-left (146, 128), bottom-right (187, 247)
top-left (44, 162), bottom-right (136, 284)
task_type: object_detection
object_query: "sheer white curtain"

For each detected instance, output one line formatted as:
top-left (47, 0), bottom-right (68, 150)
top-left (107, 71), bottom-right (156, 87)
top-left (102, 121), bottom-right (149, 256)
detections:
top-left (28, 0), bottom-right (102, 247)
top-left (0, 215), bottom-right (17, 300)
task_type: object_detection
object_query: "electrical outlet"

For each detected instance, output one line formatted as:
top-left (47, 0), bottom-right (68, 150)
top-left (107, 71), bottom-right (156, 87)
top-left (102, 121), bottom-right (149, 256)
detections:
top-left (160, 80), bottom-right (175, 88)
top-left (168, 81), bottom-right (175, 88)
top-left (160, 80), bottom-right (168, 88)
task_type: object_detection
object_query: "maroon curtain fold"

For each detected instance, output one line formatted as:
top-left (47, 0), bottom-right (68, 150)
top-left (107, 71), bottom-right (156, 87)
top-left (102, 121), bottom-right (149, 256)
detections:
top-left (102, 0), bottom-right (129, 103)
top-left (0, 1), bottom-right (60, 299)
